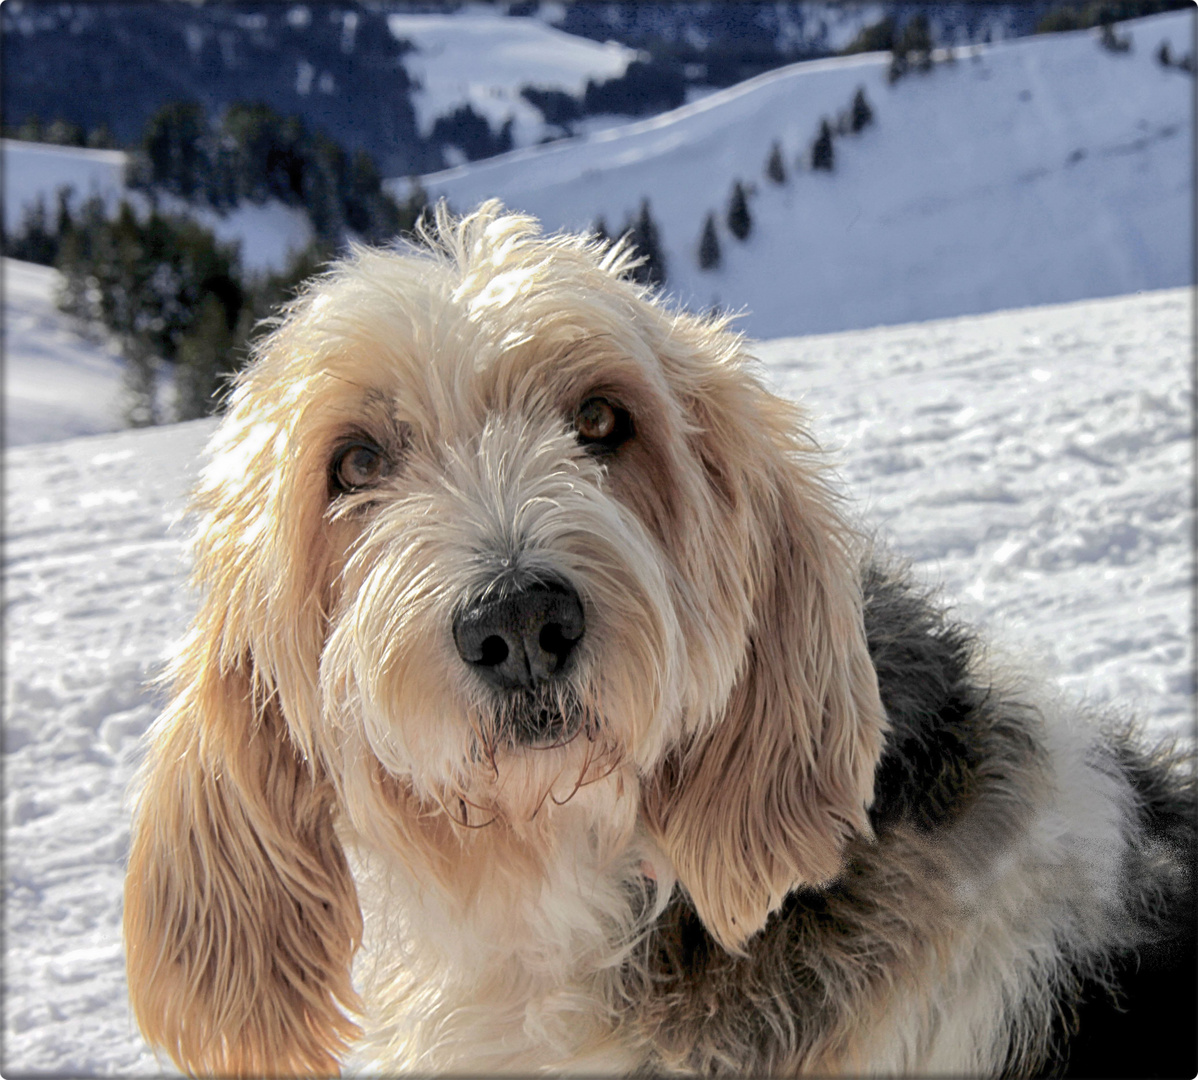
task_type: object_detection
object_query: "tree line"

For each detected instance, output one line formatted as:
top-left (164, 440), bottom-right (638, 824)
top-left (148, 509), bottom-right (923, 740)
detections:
top-left (5, 101), bottom-right (427, 426)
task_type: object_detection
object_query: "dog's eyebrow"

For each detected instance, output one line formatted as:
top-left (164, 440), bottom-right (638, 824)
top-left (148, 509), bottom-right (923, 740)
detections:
top-left (554, 334), bottom-right (615, 363)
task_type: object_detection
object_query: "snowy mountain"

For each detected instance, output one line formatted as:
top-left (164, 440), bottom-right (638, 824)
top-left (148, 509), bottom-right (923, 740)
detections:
top-left (388, 10), bottom-right (634, 155)
top-left (6, 10), bottom-right (1190, 338)
top-left (408, 9), bottom-right (1194, 338)
top-left (0, 3), bottom-right (642, 173)
top-left (3, 279), bottom-right (1191, 1074)
top-left (1, 2), bottom-right (1066, 177)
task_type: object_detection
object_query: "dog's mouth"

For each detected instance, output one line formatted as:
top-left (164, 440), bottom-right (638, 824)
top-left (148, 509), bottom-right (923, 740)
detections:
top-left (503, 688), bottom-right (586, 748)
top-left (476, 684), bottom-right (591, 751)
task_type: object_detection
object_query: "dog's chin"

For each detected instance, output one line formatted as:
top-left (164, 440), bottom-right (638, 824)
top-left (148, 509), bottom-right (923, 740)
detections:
top-left (440, 686), bottom-right (627, 824)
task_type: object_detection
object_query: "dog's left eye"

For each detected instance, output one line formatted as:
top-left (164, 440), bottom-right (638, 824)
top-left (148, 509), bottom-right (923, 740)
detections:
top-left (575, 397), bottom-right (632, 453)
top-left (330, 440), bottom-right (390, 494)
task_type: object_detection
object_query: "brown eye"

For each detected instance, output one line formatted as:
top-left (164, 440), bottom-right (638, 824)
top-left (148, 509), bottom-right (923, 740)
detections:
top-left (575, 397), bottom-right (632, 452)
top-left (330, 440), bottom-right (389, 494)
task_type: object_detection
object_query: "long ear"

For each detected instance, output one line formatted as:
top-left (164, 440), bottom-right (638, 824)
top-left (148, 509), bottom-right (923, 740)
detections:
top-left (643, 387), bottom-right (886, 955)
top-left (124, 640), bottom-right (362, 1077)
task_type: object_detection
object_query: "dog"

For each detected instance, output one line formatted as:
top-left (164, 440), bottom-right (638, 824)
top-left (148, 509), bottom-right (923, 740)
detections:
top-left (124, 202), bottom-right (1195, 1077)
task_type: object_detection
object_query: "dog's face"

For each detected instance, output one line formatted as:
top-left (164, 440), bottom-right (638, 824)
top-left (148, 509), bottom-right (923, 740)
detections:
top-left (124, 204), bottom-right (886, 1075)
top-left (306, 250), bottom-right (744, 826)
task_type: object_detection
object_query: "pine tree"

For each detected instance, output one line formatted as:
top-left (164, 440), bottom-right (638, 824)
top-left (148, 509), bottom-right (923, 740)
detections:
top-left (901, 13), bottom-right (934, 72)
top-left (16, 115), bottom-right (43, 142)
top-left (627, 199), bottom-right (666, 288)
top-left (175, 294), bottom-right (235, 420)
top-left (141, 101), bottom-right (209, 200)
top-left (838, 16), bottom-right (895, 56)
top-left (593, 216), bottom-right (610, 245)
top-left (86, 123), bottom-right (116, 150)
top-left (120, 343), bottom-right (160, 429)
top-left (44, 119), bottom-right (85, 146)
top-left (698, 213), bottom-right (721, 270)
top-left (766, 140), bottom-right (787, 184)
top-left (8, 196), bottom-right (57, 265)
top-left (850, 87), bottom-right (874, 133)
top-left (727, 181), bottom-right (751, 240)
top-left (811, 119), bottom-right (835, 171)
top-left (1157, 40), bottom-right (1172, 67)
top-left (1099, 21), bottom-right (1131, 53)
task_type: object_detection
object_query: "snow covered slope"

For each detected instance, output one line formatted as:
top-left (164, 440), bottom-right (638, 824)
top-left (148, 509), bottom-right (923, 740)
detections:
top-left (2, 283), bottom-right (1191, 1075)
top-left (3, 258), bottom-right (128, 446)
top-left (389, 10), bottom-right (635, 146)
top-left (409, 10), bottom-right (1193, 338)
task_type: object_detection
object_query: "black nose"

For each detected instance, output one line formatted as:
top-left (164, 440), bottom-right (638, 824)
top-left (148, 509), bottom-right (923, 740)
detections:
top-left (453, 580), bottom-right (585, 691)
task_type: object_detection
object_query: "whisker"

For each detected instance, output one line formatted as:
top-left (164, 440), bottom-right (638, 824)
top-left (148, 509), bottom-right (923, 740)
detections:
top-left (430, 787), bottom-right (497, 830)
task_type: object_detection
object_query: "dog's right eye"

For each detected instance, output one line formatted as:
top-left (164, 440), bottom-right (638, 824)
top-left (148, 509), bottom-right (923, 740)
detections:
top-left (329, 440), bottom-right (389, 494)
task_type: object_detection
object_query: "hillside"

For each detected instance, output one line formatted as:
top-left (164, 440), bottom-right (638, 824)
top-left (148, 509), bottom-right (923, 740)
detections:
top-left (408, 10), bottom-right (1193, 338)
top-left (3, 258), bottom-right (128, 445)
top-left (3, 282), bottom-right (1191, 1074)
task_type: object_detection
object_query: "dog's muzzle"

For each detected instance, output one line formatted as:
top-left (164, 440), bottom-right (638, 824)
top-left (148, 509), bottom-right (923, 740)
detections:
top-left (453, 578), bottom-right (585, 694)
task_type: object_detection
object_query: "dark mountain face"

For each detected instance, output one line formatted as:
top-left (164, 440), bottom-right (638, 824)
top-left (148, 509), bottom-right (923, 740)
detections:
top-left (1, 2), bottom-right (436, 176)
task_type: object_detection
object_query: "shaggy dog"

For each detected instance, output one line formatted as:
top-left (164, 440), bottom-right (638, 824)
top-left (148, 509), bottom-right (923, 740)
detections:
top-left (124, 204), bottom-right (1195, 1077)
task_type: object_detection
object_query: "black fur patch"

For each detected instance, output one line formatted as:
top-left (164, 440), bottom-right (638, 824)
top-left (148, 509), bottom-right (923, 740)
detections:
top-left (863, 560), bottom-right (991, 832)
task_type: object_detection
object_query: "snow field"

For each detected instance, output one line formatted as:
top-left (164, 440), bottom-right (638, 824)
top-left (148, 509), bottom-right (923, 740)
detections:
top-left (4, 419), bottom-right (214, 1076)
top-left (759, 285), bottom-right (1194, 729)
top-left (2, 284), bottom-right (1192, 1075)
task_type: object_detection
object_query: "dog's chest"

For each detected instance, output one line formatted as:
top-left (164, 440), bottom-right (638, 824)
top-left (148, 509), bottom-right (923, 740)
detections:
top-left (348, 832), bottom-right (655, 1073)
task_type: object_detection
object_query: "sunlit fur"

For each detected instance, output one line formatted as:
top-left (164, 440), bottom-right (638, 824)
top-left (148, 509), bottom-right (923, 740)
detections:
top-left (124, 204), bottom-right (1193, 1077)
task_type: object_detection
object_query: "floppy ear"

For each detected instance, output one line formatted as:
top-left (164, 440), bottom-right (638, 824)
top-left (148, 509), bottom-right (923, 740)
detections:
top-left (643, 382), bottom-right (886, 955)
top-left (123, 636), bottom-right (362, 1077)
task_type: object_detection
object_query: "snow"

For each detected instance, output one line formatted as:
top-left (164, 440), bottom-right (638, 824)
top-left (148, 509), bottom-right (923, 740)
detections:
top-left (387, 10), bottom-right (636, 145)
top-left (2, 281), bottom-right (1192, 1075)
top-left (3, 258), bottom-right (128, 446)
top-left (758, 286), bottom-right (1194, 727)
top-left (406, 10), bottom-right (1194, 339)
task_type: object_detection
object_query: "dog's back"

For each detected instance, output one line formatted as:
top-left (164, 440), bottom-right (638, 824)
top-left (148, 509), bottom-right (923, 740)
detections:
top-left (1062, 725), bottom-right (1196, 1079)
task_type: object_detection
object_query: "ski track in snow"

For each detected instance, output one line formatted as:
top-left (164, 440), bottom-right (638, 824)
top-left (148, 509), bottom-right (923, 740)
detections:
top-left (2, 284), bottom-right (1192, 1075)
